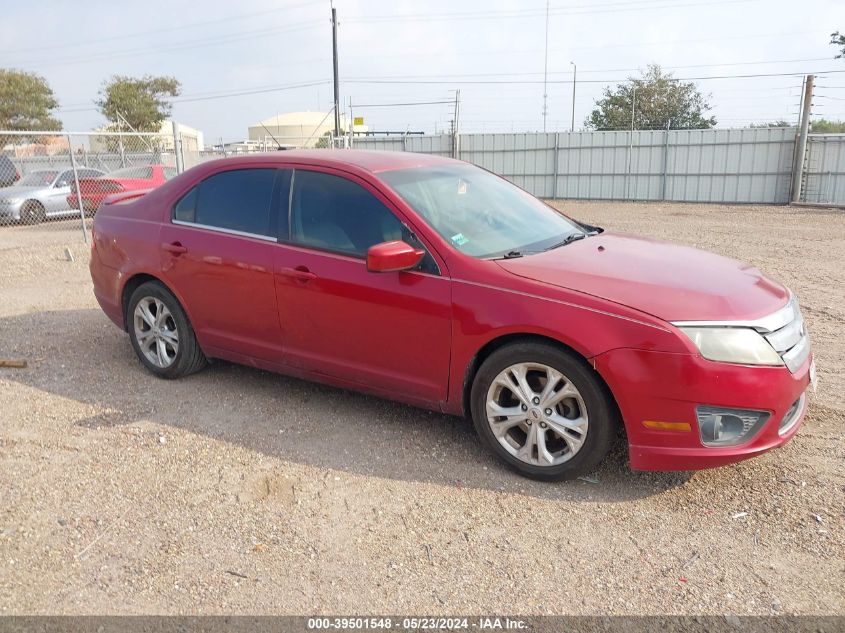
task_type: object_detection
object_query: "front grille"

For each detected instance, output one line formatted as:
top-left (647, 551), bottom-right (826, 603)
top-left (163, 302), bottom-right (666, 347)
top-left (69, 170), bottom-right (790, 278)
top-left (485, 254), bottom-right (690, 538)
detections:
top-left (760, 300), bottom-right (811, 373)
top-left (779, 393), bottom-right (806, 436)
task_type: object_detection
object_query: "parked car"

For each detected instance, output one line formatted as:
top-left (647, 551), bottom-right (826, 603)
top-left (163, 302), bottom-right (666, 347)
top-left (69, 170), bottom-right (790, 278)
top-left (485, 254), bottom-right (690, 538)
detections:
top-left (0, 155), bottom-right (21, 188)
top-left (89, 151), bottom-right (814, 480)
top-left (0, 168), bottom-right (105, 224)
top-left (68, 164), bottom-right (177, 215)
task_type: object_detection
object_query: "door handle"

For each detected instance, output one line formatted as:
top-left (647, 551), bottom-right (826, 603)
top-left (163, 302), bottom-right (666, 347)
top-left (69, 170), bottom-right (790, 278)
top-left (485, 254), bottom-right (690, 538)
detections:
top-left (162, 242), bottom-right (187, 255)
top-left (278, 266), bottom-right (317, 282)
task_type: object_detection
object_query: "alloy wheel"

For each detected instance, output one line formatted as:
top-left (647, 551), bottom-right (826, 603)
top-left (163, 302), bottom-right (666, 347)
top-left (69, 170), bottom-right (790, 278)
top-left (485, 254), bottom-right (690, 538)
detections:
top-left (485, 362), bottom-right (588, 467)
top-left (133, 296), bottom-right (179, 368)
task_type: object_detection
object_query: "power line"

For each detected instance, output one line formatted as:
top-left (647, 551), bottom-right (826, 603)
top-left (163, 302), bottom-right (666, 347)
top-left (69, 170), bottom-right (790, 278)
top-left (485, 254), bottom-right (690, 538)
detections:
top-left (0, 0), bottom-right (319, 57)
top-left (347, 0), bottom-right (752, 23)
top-left (353, 100), bottom-right (456, 107)
top-left (56, 80), bottom-right (332, 112)
top-left (345, 69), bottom-right (845, 85)
top-left (19, 20), bottom-right (323, 69)
top-left (345, 58), bottom-right (833, 82)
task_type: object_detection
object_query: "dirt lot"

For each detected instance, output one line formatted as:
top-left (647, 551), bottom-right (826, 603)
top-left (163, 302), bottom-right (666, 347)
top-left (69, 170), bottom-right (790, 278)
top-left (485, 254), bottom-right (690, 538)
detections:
top-left (1, 202), bottom-right (843, 615)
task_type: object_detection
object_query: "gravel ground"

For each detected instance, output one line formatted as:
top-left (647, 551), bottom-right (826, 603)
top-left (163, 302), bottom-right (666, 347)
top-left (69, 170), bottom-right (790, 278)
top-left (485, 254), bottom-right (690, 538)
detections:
top-left (0, 202), bottom-right (843, 616)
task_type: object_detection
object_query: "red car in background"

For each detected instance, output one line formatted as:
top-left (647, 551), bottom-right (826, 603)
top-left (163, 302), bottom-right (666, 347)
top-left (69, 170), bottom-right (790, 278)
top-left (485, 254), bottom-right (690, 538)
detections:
top-left (89, 151), bottom-right (814, 480)
top-left (68, 164), bottom-right (176, 215)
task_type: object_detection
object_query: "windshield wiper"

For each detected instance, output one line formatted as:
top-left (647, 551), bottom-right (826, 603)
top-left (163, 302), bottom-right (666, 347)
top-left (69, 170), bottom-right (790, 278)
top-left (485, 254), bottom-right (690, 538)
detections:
top-left (545, 232), bottom-right (588, 250)
top-left (488, 250), bottom-right (524, 260)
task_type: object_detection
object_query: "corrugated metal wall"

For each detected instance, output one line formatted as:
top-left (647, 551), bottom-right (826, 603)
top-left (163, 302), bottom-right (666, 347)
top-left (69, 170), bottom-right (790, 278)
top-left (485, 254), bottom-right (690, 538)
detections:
top-left (354, 127), bottom-right (811, 204)
top-left (353, 134), bottom-right (454, 156)
top-left (803, 134), bottom-right (845, 205)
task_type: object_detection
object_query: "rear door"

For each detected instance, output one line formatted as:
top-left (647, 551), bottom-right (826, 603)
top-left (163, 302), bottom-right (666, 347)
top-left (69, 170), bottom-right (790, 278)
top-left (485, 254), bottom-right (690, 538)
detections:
top-left (272, 167), bottom-right (452, 406)
top-left (158, 167), bottom-right (289, 363)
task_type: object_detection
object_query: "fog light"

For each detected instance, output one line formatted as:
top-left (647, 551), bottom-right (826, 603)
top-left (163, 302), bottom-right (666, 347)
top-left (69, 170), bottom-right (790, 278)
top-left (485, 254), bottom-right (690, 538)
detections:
top-left (695, 406), bottom-right (770, 447)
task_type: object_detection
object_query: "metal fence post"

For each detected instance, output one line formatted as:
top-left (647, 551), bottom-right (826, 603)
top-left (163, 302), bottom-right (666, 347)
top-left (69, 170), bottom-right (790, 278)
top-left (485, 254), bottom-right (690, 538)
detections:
top-left (67, 134), bottom-right (89, 244)
top-left (661, 126), bottom-right (670, 201)
top-left (552, 133), bottom-right (560, 200)
top-left (172, 120), bottom-right (184, 174)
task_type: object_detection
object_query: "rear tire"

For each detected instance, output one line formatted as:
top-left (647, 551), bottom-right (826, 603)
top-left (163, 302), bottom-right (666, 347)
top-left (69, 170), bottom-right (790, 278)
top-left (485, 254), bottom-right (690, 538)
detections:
top-left (126, 281), bottom-right (207, 379)
top-left (20, 201), bottom-right (46, 225)
top-left (470, 341), bottom-right (616, 481)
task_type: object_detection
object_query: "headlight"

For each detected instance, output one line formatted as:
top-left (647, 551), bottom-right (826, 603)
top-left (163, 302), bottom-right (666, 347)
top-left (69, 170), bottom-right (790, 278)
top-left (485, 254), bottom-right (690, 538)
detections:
top-left (679, 327), bottom-right (783, 366)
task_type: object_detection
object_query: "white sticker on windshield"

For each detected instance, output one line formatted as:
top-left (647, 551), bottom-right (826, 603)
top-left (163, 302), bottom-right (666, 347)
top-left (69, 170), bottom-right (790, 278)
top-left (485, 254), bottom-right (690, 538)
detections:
top-left (451, 233), bottom-right (469, 246)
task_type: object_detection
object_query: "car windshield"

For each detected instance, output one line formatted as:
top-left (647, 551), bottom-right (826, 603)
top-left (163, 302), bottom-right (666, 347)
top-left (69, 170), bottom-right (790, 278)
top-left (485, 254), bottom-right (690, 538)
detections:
top-left (19, 171), bottom-right (58, 186)
top-left (379, 164), bottom-right (583, 259)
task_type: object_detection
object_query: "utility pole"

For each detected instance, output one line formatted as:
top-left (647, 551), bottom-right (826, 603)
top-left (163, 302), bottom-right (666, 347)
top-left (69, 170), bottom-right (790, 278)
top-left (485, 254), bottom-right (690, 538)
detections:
top-left (453, 89), bottom-right (461, 159)
top-left (791, 74), bottom-right (814, 204)
top-left (570, 61), bottom-right (577, 132)
top-left (542, 0), bottom-right (550, 132)
top-left (331, 6), bottom-right (341, 140)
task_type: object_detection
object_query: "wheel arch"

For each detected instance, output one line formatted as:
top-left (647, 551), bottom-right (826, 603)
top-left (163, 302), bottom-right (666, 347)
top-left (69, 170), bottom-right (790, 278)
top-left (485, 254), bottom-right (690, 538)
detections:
top-left (120, 272), bottom-right (195, 334)
top-left (460, 333), bottom-right (623, 432)
top-left (21, 199), bottom-right (45, 220)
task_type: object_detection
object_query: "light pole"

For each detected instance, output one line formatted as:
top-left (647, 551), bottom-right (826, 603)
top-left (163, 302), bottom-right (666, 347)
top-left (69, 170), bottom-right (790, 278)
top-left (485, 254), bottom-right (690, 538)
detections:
top-left (542, 0), bottom-right (550, 132)
top-left (570, 61), bottom-right (577, 132)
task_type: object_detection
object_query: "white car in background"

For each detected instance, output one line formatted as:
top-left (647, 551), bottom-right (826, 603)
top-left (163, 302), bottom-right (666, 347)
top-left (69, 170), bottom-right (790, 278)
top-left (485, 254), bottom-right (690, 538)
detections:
top-left (0, 168), bottom-right (104, 224)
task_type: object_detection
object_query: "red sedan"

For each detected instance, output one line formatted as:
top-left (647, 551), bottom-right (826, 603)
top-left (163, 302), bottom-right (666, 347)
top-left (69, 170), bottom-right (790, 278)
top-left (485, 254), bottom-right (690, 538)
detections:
top-left (68, 164), bottom-right (177, 214)
top-left (89, 151), bottom-right (813, 479)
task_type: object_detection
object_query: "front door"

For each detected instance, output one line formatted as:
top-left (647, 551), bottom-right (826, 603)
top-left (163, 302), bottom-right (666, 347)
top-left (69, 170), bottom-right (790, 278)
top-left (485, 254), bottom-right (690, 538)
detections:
top-left (273, 168), bottom-right (452, 406)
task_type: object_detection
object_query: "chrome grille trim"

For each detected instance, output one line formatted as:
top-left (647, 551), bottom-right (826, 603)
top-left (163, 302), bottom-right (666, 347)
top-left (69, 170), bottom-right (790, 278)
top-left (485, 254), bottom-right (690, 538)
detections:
top-left (781, 334), bottom-right (811, 372)
top-left (764, 316), bottom-right (804, 352)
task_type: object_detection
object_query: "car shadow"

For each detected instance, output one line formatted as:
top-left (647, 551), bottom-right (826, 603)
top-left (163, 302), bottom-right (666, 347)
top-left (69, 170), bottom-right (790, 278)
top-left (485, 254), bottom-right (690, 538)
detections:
top-left (0, 308), bottom-right (693, 502)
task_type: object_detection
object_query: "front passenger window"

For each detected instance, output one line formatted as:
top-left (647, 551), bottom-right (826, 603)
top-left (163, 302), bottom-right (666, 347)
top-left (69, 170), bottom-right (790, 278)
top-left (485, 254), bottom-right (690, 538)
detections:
top-left (290, 170), bottom-right (404, 257)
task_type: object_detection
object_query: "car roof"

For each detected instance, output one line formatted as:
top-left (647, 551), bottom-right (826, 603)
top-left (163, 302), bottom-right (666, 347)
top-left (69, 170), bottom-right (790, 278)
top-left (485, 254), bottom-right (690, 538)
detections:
top-left (197, 150), bottom-right (459, 174)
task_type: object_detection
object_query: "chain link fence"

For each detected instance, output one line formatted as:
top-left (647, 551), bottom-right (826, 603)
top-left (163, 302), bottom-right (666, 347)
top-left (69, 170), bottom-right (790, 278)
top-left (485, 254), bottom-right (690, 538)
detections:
top-left (0, 130), bottom-right (185, 238)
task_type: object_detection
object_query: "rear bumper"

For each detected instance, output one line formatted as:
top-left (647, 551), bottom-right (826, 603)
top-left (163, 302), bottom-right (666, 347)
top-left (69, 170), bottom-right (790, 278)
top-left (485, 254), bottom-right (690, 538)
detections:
top-left (593, 347), bottom-right (812, 471)
top-left (90, 252), bottom-right (125, 330)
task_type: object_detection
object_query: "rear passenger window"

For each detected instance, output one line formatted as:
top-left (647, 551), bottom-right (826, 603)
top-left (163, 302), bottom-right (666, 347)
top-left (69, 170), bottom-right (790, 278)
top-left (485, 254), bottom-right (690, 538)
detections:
top-left (195, 169), bottom-right (276, 236)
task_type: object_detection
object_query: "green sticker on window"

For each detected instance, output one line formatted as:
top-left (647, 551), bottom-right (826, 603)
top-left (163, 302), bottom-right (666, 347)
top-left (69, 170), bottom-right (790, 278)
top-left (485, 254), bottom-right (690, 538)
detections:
top-left (450, 233), bottom-right (469, 246)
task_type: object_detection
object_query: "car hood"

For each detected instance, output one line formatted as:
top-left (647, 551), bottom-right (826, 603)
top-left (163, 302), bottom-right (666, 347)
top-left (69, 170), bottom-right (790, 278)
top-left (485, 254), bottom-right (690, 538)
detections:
top-left (0, 185), bottom-right (42, 198)
top-left (495, 232), bottom-right (789, 322)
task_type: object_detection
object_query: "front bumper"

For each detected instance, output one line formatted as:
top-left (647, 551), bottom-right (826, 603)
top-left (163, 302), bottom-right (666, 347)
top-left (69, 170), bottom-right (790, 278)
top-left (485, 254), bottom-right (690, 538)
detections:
top-left (594, 347), bottom-right (812, 471)
top-left (0, 200), bottom-right (23, 220)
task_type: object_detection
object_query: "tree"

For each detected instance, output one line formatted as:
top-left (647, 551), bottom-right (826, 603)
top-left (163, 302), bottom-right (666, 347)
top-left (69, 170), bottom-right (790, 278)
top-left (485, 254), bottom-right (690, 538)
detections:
top-left (0, 69), bottom-right (61, 131)
top-left (810, 119), bottom-right (845, 133)
top-left (831, 31), bottom-right (845, 58)
top-left (97, 75), bottom-right (180, 132)
top-left (586, 64), bottom-right (716, 130)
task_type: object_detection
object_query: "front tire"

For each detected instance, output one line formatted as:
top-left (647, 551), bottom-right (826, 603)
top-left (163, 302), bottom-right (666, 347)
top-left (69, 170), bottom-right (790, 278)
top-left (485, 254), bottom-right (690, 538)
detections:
top-left (127, 281), bottom-right (207, 379)
top-left (470, 342), bottom-right (616, 481)
top-left (20, 201), bottom-right (46, 225)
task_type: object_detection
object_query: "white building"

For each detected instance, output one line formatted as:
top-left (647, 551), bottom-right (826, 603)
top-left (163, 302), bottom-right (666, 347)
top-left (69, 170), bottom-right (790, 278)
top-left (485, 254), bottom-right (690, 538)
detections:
top-left (89, 121), bottom-right (204, 153)
top-left (248, 111), bottom-right (369, 149)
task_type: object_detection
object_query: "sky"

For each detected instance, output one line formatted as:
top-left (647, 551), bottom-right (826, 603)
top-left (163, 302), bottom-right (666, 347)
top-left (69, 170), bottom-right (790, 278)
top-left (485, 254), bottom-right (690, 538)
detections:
top-left (2, 0), bottom-right (845, 143)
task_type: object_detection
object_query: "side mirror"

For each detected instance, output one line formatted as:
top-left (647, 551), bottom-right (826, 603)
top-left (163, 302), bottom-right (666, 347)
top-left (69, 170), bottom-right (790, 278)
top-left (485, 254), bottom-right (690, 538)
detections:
top-left (366, 240), bottom-right (424, 273)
